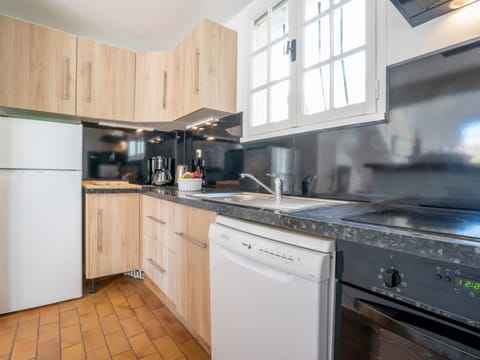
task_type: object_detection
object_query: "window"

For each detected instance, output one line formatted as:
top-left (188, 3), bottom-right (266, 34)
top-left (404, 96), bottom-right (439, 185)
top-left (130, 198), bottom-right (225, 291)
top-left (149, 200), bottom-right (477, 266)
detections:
top-left (247, 0), bottom-right (379, 137)
top-left (249, 0), bottom-right (293, 132)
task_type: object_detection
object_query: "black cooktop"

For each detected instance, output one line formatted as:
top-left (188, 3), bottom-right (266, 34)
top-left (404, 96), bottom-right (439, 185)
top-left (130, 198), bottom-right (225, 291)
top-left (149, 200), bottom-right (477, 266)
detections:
top-left (343, 207), bottom-right (480, 241)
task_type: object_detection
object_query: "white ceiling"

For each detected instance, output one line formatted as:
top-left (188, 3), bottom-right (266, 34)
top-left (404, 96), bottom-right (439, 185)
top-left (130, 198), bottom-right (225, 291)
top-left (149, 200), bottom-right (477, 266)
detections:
top-left (0, 0), bottom-right (252, 51)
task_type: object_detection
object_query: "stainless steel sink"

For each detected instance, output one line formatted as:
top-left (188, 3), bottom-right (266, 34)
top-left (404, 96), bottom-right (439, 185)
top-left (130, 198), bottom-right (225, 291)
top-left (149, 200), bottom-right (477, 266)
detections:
top-left (188, 192), bottom-right (353, 212)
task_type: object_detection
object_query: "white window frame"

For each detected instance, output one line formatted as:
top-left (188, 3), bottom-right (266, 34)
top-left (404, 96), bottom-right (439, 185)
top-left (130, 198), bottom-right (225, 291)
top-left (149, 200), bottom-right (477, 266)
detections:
top-left (243, 0), bottom-right (385, 141)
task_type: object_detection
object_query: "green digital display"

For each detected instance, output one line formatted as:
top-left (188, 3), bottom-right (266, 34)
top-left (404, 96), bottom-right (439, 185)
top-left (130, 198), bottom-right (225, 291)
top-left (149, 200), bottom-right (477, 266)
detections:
top-left (456, 277), bottom-right (480, 292)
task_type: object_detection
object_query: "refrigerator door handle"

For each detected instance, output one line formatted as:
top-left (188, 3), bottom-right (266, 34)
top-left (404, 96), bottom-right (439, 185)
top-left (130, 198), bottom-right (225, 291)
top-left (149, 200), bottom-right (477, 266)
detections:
top-left (96, 208), bottom-right (103, 253)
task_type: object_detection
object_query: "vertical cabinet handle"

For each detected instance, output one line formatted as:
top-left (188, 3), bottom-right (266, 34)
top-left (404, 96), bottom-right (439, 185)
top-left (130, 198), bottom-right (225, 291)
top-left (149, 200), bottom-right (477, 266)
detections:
top-left (162, 70), bottom-right (168, 109)
top-left (63, 56), bottom-right (70, 100)
top-left (175, 231), bottom-right (207, 249)
top-left (194, 48), bottom-right (200, 95)
top-left (85, 62), bottom-right (92, 103)
top-left (96, 208), bottom-right (103, 253)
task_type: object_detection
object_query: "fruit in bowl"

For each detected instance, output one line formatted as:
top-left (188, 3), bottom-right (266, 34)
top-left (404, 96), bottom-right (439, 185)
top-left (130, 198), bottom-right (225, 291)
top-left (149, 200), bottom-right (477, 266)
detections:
top-left (179, 169), bottom-right (203, 180)
top-left (178, 169), bottom-right (203, 191)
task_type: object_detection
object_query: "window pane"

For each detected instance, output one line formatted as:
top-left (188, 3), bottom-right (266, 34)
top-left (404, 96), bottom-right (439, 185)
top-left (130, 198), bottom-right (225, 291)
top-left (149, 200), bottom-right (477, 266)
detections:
top-left (305, 0), bottom-right (329, 21)
top-left (333, 51), bottom-right (365, 108)
top-left (271, 0), bottom-right (289, 41)
top-left (270, 41), bottom-right (290, 81)
top-left (334, 0), bottom-right (366, 56)
top-left (304, 15), bottom-right (330, 68)
top-left (252, 51), bottom-right (268, 88)
top-left (252, 89), bottom-right (268, 126)
top-left (270, 80), bottom-right (289, 122)
top-left (253, 12), bottom-right (268, 51)
top-left (304, 65), bottom-right (330, 115)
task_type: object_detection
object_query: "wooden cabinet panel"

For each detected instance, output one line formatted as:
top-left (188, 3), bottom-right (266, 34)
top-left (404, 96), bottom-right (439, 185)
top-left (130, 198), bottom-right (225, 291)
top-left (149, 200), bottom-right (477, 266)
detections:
top-left (135, 51), bottom-right (175, 122)
top-left (174, 20), bottom-right (237, 119)
top-left (174, 203), bottom-right (216, 345)
top-left (0, 16), bottom-right (77, 114)
top-left (141, 195), bottom-right (174, 249)
top-left (77, 37), bottom-right (135, 121)
top-left (85, 193), bottom-right (140, 279)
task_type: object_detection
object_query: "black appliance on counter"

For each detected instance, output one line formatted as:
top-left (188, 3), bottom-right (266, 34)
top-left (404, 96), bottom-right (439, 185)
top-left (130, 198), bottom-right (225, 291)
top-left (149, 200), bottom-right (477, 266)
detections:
top-left (335, 240), bottom-right (480, 359)
top-left (148, 156), bottom-right (175, 186)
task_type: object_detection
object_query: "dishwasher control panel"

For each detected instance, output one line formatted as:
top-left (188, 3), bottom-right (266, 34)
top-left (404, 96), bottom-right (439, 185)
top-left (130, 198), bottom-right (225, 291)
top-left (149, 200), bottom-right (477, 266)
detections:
top-left (210, 223), bottom-right (331, 283)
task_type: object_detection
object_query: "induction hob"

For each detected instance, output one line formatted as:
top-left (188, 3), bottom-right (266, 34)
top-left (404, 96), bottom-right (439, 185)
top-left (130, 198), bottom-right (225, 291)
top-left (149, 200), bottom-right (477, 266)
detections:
top-left (343, 207), bottom-right (480, 241)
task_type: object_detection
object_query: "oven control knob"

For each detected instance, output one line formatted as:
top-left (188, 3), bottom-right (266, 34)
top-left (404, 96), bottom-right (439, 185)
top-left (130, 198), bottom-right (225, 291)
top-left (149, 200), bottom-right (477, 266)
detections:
top-left (384, 269), bottom-right (401, 288)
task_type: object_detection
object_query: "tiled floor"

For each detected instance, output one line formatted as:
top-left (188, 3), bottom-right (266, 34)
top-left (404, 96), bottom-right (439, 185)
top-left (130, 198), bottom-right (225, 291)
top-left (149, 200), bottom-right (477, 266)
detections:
top-left (0, 276), bottom-right (210, 360)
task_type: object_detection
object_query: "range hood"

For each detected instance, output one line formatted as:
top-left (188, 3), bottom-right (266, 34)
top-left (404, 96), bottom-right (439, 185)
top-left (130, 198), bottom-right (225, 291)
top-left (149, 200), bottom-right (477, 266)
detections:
top-left (391, 0), bottom-right (479, 27)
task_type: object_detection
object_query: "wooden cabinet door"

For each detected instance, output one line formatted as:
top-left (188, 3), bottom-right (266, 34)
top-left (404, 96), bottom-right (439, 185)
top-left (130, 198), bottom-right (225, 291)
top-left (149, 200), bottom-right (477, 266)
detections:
top-left (135, 51), bottom-right (175, 122)
top-left (174, 20), bottom-right (237, 119)
top-left (174, 204), bottom-right (216, 345)
top-left (85, 193), bottom-right (140, 279)
top-left (77, 37), bottom-right (135, 121)
top-left (0, 15), bottom-right (77, 114)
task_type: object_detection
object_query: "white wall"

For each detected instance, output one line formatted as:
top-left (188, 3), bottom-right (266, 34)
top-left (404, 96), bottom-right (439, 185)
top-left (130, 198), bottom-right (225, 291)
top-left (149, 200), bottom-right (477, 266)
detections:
top-left (227, 0), bottom-right (480, 113)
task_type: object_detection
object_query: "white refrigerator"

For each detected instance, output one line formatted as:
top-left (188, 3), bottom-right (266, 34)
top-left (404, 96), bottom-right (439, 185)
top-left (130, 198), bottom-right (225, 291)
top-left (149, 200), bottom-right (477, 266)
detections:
top-left (0, 117), bottom-right (83, 314)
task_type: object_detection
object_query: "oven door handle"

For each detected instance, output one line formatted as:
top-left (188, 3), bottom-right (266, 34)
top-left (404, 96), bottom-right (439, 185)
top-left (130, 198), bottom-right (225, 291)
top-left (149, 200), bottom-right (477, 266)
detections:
top-left (357, 300), bottom-right (475, 359)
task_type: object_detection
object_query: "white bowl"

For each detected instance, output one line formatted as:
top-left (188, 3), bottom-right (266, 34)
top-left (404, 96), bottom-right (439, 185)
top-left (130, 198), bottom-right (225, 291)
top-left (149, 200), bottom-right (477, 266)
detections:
top-left (178, 178), bottom-right (202, 192)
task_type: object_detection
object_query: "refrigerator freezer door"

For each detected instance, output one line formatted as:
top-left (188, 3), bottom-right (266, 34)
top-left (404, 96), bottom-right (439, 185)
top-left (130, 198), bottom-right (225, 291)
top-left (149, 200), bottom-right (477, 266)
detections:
top-left (0, 117), bottom-right (82, 170)
top-left (0, 169), bottom-right (82, 313)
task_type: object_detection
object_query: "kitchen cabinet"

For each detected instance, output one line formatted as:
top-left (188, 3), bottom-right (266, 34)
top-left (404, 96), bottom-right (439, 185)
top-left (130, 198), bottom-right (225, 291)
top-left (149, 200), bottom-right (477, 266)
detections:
top-left (141, 196), bottom-right (176, 302)
top-left (0, 15), bottom-right (77, 115)
top-left (77, 37), bottom-right (135, 121)
top-left (135, 51), bottom-right (175, 122)
top-left (175, 19), bottom-right (237, 120)
top-left (84, 193), bottom-right (140, 287)
top-left (173, 203), bottom-right (216, 346)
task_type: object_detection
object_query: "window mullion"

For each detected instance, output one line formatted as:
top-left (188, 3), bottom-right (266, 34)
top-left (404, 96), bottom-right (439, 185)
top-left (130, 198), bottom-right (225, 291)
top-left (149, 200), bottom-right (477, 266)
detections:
top-left (329, 0), bottom-right (334, 111)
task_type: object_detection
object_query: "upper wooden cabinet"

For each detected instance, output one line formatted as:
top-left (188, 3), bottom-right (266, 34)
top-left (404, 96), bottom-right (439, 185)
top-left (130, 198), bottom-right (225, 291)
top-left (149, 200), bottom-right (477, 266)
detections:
top-left (77, 37), bottom-right (135, 121)
top-left (135, 51), bottom-right (175, 122)
top-left (175, 19), bottom-right (237, 120)
top-left (0, 16), bottom-right (77, 115)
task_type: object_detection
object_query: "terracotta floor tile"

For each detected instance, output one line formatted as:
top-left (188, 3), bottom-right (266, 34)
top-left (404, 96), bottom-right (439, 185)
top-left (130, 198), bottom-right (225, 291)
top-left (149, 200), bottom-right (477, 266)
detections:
top-left (165, 322), bottom-right (192, 344)
top-left (100, 313), bottom-right (122, 335)
top-left (78, 300), bottom-right (96, 316)
top-left (60, 324), bottom-right (82, 348)
top-left (128, 333), bottom-right (156, 358)
top-left (143, 295), bottom-right (164, 310)
top-left (86, 346), bottom-right (111, 360)
top-left (0, 355), bottom-right (9, 360)
top-left (90, 291), bottom-right (109, 305)
top-left (126, 294), bottom-right (144, 309)
top-left (153, 307), bottom-right (178, 328)
top-left (114, 303), bottom-right (135, 320)
top-left (112, 350), bottom-right (137, 360)
top-left (95, 302), bottom-right (114, 318)
top-left (0, 330), bottom-right (15, 356)
top-left (82, 327), bottom-right (106, 353)
top-left (118, 284), bottom-right (136, 296)
top-left (19, 308), bottom-right (40, 322)
top-left (37, 339), bottom-right (60, 360)
top-left (108, 292), bottom-right (127, 306)
top-left (0, 315), bottom-right (19, 334)
top-left (178, 338), bottom-right (210, 360)
top-left (140, 352), bottom-right (163, 360)
top-left (143, 318), bottom-right (167, 340)
top-left (39, 305), bottom-right (59, 325)
top-left (134, 306), bottom-right (155, 323)
top-left (105, 331), bottom-right (131, 356)
top-left (61, 343), bottom-right (85, 360)
top-left (120, 317), bottom-right (144, 338)
top-left (15, 318), bottom-right (38, 340)
top-left (79, 314), bottom-right (101, 331)
top-left (60, 299), bottom-right (80, 312)
top-left (152, 336), bottom-right (183, 360)
top-left (10, 336), bottom-right (37, 360)
top-left (38, 322), bottom-right (59, 344)
top-left (61, 309), bottom-right (80, 328)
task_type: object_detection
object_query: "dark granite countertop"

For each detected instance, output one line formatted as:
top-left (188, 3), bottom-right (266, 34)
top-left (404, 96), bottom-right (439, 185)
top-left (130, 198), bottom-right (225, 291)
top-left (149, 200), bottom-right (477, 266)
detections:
top-left (141, 187), bottom-right (480, 269)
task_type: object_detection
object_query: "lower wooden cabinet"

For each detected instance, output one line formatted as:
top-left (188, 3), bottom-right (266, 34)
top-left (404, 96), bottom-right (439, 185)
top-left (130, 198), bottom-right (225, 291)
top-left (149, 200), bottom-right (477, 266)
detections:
top-left (140, 195), bottom-right (216, 348)
top-left (173, 203), bottom-right (216, 346)
top-left (84, 193), bottom-right (140, 279)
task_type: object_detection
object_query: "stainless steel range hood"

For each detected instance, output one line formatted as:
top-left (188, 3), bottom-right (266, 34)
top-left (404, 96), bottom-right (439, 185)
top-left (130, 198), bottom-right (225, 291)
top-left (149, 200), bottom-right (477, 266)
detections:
top-left (391, 0), bottom-right (479, 27)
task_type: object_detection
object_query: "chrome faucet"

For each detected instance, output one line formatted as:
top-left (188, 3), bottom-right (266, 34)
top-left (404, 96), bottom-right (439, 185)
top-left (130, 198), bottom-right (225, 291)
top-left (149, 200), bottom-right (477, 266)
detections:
top-left (239, 173), bottom-right (282, 200)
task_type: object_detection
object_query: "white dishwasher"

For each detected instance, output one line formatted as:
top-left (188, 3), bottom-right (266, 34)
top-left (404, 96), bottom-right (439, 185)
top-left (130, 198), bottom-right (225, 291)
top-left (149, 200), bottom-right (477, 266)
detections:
top-left (209, 215), bottom-right (336, 360)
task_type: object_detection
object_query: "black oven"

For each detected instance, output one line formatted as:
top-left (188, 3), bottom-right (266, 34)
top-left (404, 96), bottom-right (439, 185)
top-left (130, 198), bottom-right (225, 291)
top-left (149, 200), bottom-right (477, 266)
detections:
top-left (335, 241), bottom-right (480, 360)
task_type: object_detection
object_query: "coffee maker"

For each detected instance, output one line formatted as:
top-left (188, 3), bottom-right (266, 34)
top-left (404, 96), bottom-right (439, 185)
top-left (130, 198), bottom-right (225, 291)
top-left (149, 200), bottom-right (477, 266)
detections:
top-left (148, 156), bottom-right (175, 186)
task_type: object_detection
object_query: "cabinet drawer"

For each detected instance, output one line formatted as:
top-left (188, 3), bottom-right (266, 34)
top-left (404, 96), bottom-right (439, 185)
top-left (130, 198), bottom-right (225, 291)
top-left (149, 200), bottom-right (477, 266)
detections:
top-left (141, 196), bottom-right (173, 249)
